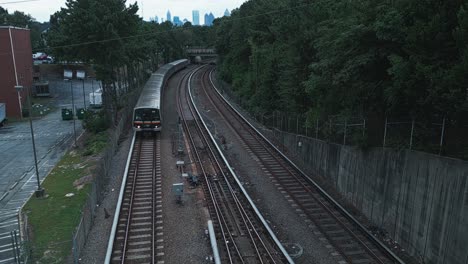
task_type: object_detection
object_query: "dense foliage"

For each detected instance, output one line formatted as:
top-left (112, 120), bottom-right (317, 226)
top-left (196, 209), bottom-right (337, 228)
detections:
top-left (45, 0), bottom-right (214, 120)
top-left (0, 7), bottom-right (48, 50)
top-left (215, 0), bottom-right (468, 122)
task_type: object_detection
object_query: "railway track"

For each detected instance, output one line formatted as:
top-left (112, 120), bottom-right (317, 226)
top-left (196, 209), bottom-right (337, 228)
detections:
top-left (110, 133), bottom-right (163, 264)
top-left (178, 66), bottom-right (292, 264)
top-left (195, 66), bottom-right (405, 264)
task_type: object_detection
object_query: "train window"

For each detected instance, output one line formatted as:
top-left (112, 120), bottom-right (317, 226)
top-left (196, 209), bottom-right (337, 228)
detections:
top-left (135, 108), bottom-right (160, 121)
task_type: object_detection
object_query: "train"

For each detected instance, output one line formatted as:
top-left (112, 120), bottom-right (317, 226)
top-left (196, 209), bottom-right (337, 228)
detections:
top-left (133, 59), bottom-right (189, 132)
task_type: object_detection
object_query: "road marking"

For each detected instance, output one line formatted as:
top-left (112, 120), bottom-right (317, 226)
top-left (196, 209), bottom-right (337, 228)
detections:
top-left (0, 257), bottom-right (15, 263)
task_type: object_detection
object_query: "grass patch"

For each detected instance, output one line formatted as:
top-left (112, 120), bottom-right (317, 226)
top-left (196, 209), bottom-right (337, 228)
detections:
top-left (23, 130), bottom-right (109, 263)
top-left (82, 131), bottom-right (109, 156)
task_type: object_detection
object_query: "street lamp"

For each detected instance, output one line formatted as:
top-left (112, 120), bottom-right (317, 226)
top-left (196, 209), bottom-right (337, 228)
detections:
top-left (77, 70), bottom-right (86, 110)
top-left (64, 70), bottom-right (77, 147)
top-left (15, 85), bottom-right (45, 198)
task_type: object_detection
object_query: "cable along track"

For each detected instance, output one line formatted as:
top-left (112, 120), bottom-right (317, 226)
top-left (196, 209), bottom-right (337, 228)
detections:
top-left (177, 65), bottom-right (292, 264)
top-left (111, 133), bottom-right (163, 264)
top-left (196, 66), bottom-right (405, 264)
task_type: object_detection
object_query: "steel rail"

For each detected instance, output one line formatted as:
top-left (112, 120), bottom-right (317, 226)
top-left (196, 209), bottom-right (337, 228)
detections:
top-left (176, 65), bottom-right (240, 263)
top-left (120, 136), bottom-right (143, 264)
top-left (208, 69), bottom-right (406, 264)
top-left (151, 137), bottom-right (157, 264)
top-left (199, 69), bottom-right (279, 263)
top-left (200, 68), bottom-right (385, 263)
top-left (195, 68), bottom-right (279, 263)
top-left (189, 66), bottom-right (295, 264)
top-left (184, 66), bottom-right (280, 263)
top-left (104, 132), bottom-right (136, 264)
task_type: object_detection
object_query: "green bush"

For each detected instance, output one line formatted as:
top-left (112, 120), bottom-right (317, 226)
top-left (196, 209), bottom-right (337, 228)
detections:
top-left (82, 110), bottom-right (110, 133)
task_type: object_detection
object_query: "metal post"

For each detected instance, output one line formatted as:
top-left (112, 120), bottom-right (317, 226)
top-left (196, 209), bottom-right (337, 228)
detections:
top-left (92, 79), bottom-right (95, 106)
top-left (343, 119), bottom-right (347, 145)
top-left (305, 122), bottom-right (308, 137)
top-left (72, 232), bottom-right (77, 264)
top-left (177, 122), bottom-right (184, 155)
top-left (82, 79), bottom-right (86, 109)
top-left (383, 117), bottom-right (388, 147)
top-left (13, 230), bottom-right (20, 263)
top-left (10, 232), bottom-right (18, 264)
top-left (296, 115), bottom-right (299, 134)
top-left (26, 87), bottom-right (45, 197)
top-left (9, 28), bottom-right (22, 120)
top-left (316, 118), bottom-right (319, 139)
top-left (280, 113), bottom-right (283, 131)
top-left (208, 220), bottom-right (221, 264)
top-left (70, 80), bottom-right (77, 146)
top-left (362, 118), bottom-right (366, 136)
top-left (439, 117), bottom-right (446, 155)
top-left (409, 119), bottom-right (415, 150)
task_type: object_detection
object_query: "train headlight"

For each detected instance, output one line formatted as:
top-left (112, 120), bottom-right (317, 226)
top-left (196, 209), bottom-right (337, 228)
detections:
top-left (137, 125), bottom-right (141, 128)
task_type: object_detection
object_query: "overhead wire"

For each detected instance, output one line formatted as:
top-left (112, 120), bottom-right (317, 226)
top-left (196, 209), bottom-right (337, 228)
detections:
top-left (0, 1), bottom-right (315, 57)
top-left (0, 0), bottom-right (40, 4)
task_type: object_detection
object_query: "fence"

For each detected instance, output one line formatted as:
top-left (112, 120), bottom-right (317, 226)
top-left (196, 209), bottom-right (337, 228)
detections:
top-left (16, 71), bottom-right (147, 263)
top-left (214, 79), bottom-right (468, 161)
top-left (69, 83), bottom-right (143, 264)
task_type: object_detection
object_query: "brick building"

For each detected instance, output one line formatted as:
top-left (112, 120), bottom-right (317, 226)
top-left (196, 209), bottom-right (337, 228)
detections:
top-left (0, 26), bottom-right (33, 119)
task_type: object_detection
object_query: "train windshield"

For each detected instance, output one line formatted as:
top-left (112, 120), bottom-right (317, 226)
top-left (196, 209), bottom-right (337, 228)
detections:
top-left (134, 108), bottom-right (160, 121)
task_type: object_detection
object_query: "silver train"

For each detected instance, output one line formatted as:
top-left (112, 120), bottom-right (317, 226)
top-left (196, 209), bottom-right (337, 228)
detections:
top-left (133, 59), bottom-right (189, 132)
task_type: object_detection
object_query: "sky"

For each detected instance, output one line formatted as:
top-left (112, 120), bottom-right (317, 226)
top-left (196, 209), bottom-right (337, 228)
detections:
top-left (0, 0), bottom-right (248, 23)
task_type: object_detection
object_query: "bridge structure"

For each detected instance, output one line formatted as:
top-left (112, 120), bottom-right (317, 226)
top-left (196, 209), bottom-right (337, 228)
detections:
top-left (186, 47), bottom-right (217, 63)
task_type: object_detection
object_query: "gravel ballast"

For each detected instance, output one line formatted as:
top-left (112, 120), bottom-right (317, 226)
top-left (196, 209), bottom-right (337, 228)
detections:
top-left (78, 131), bottom-right (133, 264)
top-left (191, 69), bottom-right (341, 264)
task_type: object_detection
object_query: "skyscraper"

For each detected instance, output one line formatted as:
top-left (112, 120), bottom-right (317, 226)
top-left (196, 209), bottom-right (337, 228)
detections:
top-left (224, 9), bottom-right (230, 17)
top-left (173, 16), bottom-right (182, 26)
top-left (192, 10), bottom-right (200, 26)
top-left (166, 10), bottom-right (171, 23)
top-left (204, 12), bottom-right (215, 26)
top-left (204, 13), bottom-right (209, 26)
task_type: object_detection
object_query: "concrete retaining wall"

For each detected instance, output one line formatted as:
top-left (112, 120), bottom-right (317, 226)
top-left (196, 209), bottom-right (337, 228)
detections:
top-left (274, 130), bottom-right (468, 264)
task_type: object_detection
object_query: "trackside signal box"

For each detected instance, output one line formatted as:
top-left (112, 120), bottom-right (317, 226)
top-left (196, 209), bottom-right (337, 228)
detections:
top-left (172, 183), bottom-right (184, 203)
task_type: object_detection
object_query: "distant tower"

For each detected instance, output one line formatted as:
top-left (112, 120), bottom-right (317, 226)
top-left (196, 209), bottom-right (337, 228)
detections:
top-left (192, 10), bottom-right (200, 26)
top-left (224, 9), bottom-right (230, 17)
top-left (154, 15), bottom-right (159, 23)
top-left (204, 12), bottom-right (215, 26)
top-left (173, 16), bottom-right (182, 26)
top-left (167, 10), bottom-right (171, 23)
top-left (208, 12), bottom-right (215, 26)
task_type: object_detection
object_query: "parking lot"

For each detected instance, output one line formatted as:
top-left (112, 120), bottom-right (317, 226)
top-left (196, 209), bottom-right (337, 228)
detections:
top-left (0, 78), bottom-right (99, 263)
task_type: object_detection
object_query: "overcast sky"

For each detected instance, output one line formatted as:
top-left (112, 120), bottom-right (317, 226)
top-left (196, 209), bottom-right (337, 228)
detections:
top-left (1, 0), bottom-right (248, 23)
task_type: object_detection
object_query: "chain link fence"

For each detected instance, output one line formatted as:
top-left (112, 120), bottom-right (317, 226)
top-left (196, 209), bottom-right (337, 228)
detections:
top-left (17, 67), bottom-right (148, 263)
top-left (69, 80), bottom-right (143, 264)
top-left (215, 79), bottom-right (468, 161)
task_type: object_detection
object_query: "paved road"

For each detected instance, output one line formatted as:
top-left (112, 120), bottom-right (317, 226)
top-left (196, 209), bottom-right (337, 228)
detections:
top-left (0, 78), bottom-right (100, 263)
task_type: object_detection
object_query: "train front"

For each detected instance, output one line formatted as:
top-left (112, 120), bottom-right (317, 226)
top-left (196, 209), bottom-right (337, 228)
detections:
top-left (133, 108), bottom-right (161, 132)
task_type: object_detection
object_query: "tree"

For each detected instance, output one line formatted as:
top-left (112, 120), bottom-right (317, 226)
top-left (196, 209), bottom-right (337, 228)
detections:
top-left (0, 8), bottom-right (45, 50)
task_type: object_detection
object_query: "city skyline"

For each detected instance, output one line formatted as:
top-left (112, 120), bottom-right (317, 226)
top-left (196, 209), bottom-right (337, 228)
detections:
top-left (0, 0), bottom-right (247, 23)
top-left (156, 9), bottom-right (228, 25)
top-left (152, 9), bottom-right (228, 26)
